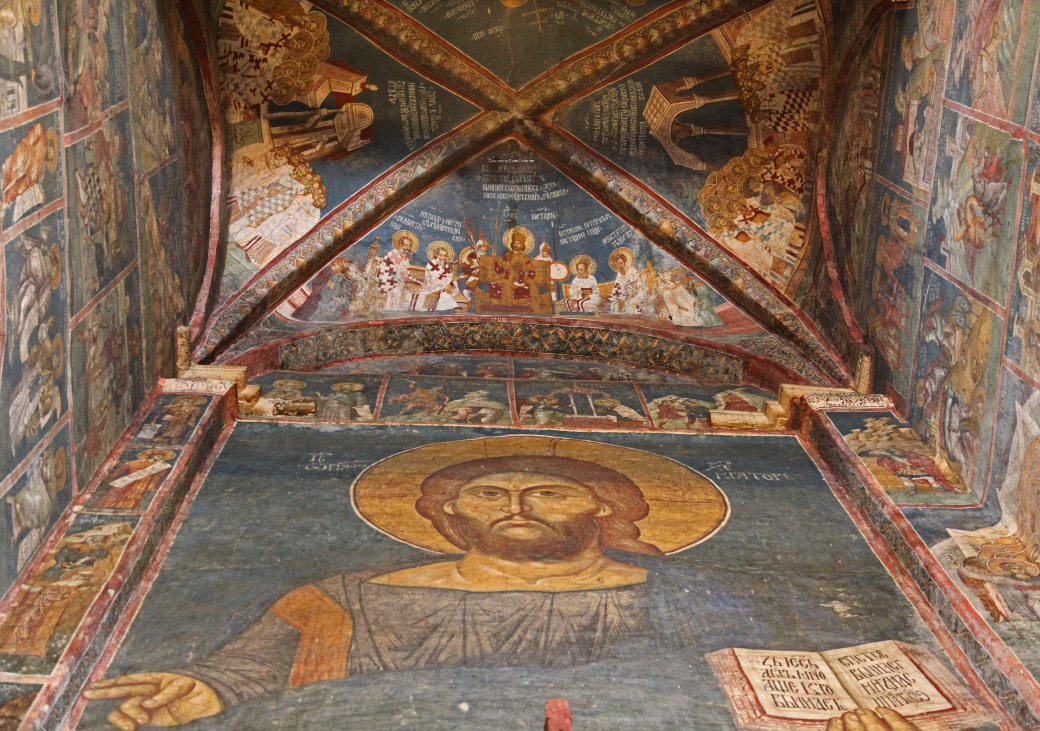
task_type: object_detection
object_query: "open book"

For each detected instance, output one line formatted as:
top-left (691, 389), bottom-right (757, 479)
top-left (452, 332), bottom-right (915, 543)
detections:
top-left (706, 641), bottom-right (995, 730)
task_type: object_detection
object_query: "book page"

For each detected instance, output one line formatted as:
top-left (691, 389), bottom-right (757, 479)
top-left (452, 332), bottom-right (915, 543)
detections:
top-left (822, 641), bottom-right (953, 716)
top-left (731, 648), bottom-right (860, 720)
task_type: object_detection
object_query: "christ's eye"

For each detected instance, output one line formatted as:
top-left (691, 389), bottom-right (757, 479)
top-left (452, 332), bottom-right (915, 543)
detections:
top-left (474, 490), bottom-right (504, 499)
top-left (532, 490), bottom-right (564, 498)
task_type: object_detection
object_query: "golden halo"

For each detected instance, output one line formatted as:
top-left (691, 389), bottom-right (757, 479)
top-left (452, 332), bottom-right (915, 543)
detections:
top-left (608, 247), bottom-right (634, 272)
top-left (50, 335), bottom-right (62, 378)
top-left (52, 447), bottom-right (67, 488)
top-left (331, 381), bottom-right (364, 392)
top-left (502, 226), bottom-right (535, 254)
top-left (138, 449), bottom-right (176, 462)
top-left (569, 255), bottom-right (597, 277)
top-left (271, 379), bottom-right (305, 390)
top-left (392, 230), bottom-right (419, 252)
top-left (426, 241), bottom-right (455, 262)
top-left (48, 245), bottom-right (61, 289)
top-left (45, 129), bottom-right (59, 172)
top-left (351, 435), bottom-right (729, 555)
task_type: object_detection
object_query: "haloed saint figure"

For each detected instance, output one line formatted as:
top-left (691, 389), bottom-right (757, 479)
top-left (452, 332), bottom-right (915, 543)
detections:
top-left (83, 437), bottom-right (919, 730)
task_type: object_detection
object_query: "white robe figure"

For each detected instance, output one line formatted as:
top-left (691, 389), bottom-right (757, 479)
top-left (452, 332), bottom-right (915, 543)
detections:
top-left (413, 260), bottom-right (457, 311)
top-left (568, 275), bottom-right (601, 311)
top-left (376, 249), bottom-right (414, 310)
top-left (610, 268), bottom-right (651, 315)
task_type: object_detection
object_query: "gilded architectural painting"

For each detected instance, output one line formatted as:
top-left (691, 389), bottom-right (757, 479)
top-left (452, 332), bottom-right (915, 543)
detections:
top-left (218, 0), bottom-right (478, 286)
top-left (555, 0), bottom-right (823, 295)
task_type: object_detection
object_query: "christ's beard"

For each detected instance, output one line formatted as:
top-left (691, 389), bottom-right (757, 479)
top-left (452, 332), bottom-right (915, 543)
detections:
top-left (450, 514), bottom-right (600, 561)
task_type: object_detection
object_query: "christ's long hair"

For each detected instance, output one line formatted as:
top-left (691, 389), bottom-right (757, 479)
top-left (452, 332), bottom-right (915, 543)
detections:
top-left (415, 455), bottom-right (664, 557)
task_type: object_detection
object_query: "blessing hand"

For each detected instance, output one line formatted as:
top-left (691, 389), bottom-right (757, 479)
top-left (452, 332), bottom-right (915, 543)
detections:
top-left (826, 708), bottom-right (921, 731)
top-left (83, 672), bottom-right (223, 729)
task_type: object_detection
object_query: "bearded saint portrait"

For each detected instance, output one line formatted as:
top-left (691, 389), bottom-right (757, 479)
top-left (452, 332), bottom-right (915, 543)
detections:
top-left (84, 436), bottom-right (928, 730)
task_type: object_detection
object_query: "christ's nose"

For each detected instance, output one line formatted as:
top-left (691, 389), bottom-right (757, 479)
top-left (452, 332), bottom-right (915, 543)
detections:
top-left (508, 492), bottom-right (524, 514)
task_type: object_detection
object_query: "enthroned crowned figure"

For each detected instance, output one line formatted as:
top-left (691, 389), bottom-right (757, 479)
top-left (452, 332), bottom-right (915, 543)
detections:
top-left (474, 226), bottom-right (553, 315)
top-left (84, 441), bottom-right (926, 730)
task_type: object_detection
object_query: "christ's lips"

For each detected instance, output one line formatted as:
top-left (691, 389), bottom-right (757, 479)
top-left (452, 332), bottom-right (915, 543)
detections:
top-left (492, 516), bottom-right (548, 528)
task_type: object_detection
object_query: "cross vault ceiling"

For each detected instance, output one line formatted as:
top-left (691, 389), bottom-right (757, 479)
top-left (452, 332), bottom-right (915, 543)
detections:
top-left (196, 0), bottom-right (854, 387)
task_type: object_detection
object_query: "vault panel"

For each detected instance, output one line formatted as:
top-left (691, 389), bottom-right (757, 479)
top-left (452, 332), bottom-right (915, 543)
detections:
top-left (377, 0), bottom-right (682, 89)
top-left (553, 0), bottom-right (824, 295)
top-left (275, 139), bottom-right (769, 347)
top-left (218, 0), bottom-right (480, 298)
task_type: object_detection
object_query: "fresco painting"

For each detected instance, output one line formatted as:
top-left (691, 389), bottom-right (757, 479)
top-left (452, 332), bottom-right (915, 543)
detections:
top-left (0, 513), bottom-right (136, 675)
top-left (924, 108), bottom-right (1023, 304)
top-left (0, 424), bottom-right (69, 595)
top-left (513, 379), bottom-right (647, 428)
top-left (0, 110), bottom-right (60, 232)
top-left (59, 0), bottom-right (127, 132)
top-left (831, 410), bottom-right (975, 506)
top-left (555, 0), bottom-right (823, 294)
top-left (1005, 141), bottom-right (1040, 383)
top-left (137, 162), bottom-right (188, 385)
top-left (381, 375), bottom-right (513, 426)
top-left (640, 383), bottom-right (773, 430)
top-left (249, 361), bottom-right (777, 432)
top-left (126, 0), bottom-right (175, 176)
top-left (247, 361), bottom-right (782, 434)
top-left (512, 358), bottom-right (672, 382)
top-left (280, 140), bottom-right (762, 342)
top-left (218, 0), bottom-right (478, 286)
top-left (0, 0), bottom-right (57, 119)
top-left (902, 270), bottom-right (1003, 504)
top-left (0, 0), bottom-right (1037, 725)
top-left (162, 0), bottom-right (213, 305)
top-left (0, 212), bottom-right (65, 478)
top-left (945, 0), bottom-right (1039, 124)
top-left (251, 372), bottom-right (384, 422)
top-left (861, 182), bottom-right (926, 396)
top-left (321, 355), bottom-right (724, 383)
top-left (72, 423), bottom-right (999, 729)
top-left (63, 110), bottom-right (137, 315)
top-left (875, 0), bottom-right (954, 198)
top-left (381, 0), bottom-right (677, 89)
top-left (84, 448), bottom-right (179, 514)
top-left (70, 272), bottom-right (144, 489)
top-left (131, 393), bottom-right (211, 449)
top-left (826, 23), bottom-right (888, 313)
top-left (931, 369), bottom-right (1040, 677)
top-left (0, 682), bottom-right (40, 728)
